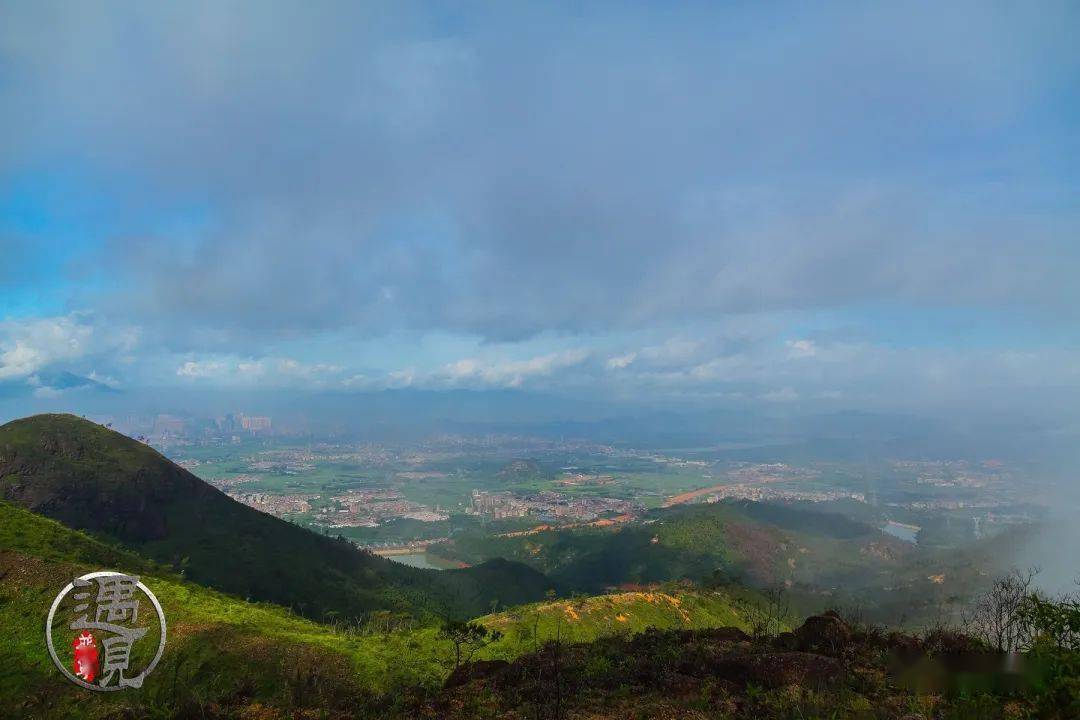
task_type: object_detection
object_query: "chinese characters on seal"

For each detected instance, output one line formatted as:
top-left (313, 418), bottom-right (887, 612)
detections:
top-left (46, 571), bottom-right (167, 691)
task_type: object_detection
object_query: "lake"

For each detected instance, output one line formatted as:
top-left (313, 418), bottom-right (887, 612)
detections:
top-left (882, 520), bottom-right (920, 544)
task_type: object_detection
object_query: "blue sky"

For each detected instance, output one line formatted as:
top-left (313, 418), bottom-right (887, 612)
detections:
top-left (1, 1), bottom-right (1078, 423)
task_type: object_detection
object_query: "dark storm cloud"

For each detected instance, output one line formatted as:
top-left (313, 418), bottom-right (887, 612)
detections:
top-left (2, 1), bottom-right (1078, 347)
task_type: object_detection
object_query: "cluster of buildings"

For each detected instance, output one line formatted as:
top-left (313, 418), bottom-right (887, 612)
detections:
top-left (469, 489), bottom-right (637, 524)
top-left (152, 414), bottom-right (186, 437)
top-left (314, 489), bottom-right (449, 528)
top-left (226, 491), bottom-right (314, 517)
top-left (555, 472), bottom-right (616, 487)
top-left (247, 455), bottom-right (315, 475)
top-left (215, 413), bottom-right (272, 434)
top-left (903, 499), bottom-right (1007, 511)
top-left (206, 473), bottom-right (259, 490)
top-left (89, 412), bottom-right (277, 446)
top-left (703, 485), bottom-right (865, 504)
top-left (469, 490), bottom-right (529, 519)
top-left (725, 462), bottom-right (821, 485)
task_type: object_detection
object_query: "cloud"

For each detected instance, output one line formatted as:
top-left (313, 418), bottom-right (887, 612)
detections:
top-left (175, 356), bottom-right (345, 386)
top-left (606, 352), bottom-right (637, 370)
top-left (0, 2), bottom-right (1078, 425)
top-left (0, 315), bottom-right (136, 383)
top-left (167, 347), bottom-right (594, 391)
top-left (441, 349), bottom-right (590, 388)
top-left (786, 340), bottom-right (818, 359)
top-left (176, 359), bottom-right (229, 379)
top-left (1, 2), bottom-right (1076, 349)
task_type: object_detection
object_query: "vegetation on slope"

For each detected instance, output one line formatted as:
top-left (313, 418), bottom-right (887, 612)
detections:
top-left (7, 414), bottom-right (1072, 717)
top-left (473, 587), bottom-right (761, 659)
top-left (430, 498), bottom-right (1045, 630)
top-left (0, 501), bottom-right (429, 716)
top-left (426, 609), bottom-right (1080, 719)
top-left (432, 499), bottom-right (911, 596)
top-left (0, 501), bottom-right (769, 718)
top-left (0, 414), bottom-right (552, 621)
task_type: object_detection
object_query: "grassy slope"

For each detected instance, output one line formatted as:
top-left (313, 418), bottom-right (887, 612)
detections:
top-left (474, 587), bottom-right (760, 660)
top-left (0, 501), bottom-right (759, 718)
top-left (0, 414), bottom-right (551, 622)
top-left (0, 501), bottom-right (432, 717)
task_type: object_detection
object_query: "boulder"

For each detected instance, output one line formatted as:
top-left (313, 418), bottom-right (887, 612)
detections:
top-left (794, 614), bottom-right (852, 655)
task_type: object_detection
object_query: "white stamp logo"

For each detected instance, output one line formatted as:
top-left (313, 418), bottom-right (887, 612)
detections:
top-left (46, 571), bottom-right (167, 691)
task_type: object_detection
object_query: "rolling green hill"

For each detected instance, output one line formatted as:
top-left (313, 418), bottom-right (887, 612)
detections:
top-left (430, 499), bottom-right (1028, 628)
top-left (0, 499), bottom-right (405, 717)
top-left (473, 587), bottom-right (761, 659)
top-left (431, 499), bottom-right (913, 597)
top-left (5, 501), bottom-right (1072, 720)
top-left (0, 414), bottom-right (553, 621)
top-left (0, 500), bottom-right (769, 718)
top-left (2, 416), bottom-right (1064, 718)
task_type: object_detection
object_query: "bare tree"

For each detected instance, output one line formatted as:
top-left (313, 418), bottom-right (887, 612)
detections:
top-left (963, 567), bottom-right (1039, 652)
top-left (739, 585), bottom-right (791, 641)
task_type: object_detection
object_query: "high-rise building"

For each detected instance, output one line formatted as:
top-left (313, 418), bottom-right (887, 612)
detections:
top-left (241, 415), bottom-right (272, 432)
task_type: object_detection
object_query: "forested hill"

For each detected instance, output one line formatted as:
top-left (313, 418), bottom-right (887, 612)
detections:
top-left (0, 413), bottom-right (553, 620)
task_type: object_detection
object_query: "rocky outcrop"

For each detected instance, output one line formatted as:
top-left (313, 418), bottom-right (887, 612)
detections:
top-left (794, 612), bottom-right (852, 655)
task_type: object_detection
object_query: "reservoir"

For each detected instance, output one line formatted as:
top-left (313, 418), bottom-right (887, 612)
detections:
top-left (882, 520), bottom-right (920, 544)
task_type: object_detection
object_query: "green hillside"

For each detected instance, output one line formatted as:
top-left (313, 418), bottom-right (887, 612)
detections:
top-left (0, 414), bottom-right (552, 621)
top-left (0, 500), bottom-right (767, 718)
top-left (474, 587), bottom-right (761, 659)
top-left (431, 499), bottom-right (1024, 628)
top-left (2, 418), bottom-right (1072, 718)
top-left (432, 500), bottom-right (903, 590)
top-left (0, 500), bottom-right (402, 717)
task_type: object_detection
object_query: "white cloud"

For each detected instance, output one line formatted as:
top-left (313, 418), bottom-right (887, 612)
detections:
top-left (0, 314), bottom-right (137, 381)
top-left (0, 342), bottom-right (47, 380)
top-left (786, 339), bottom-right (817, 359)
top-left (176, 359), bottom-right (229, 378)
top-left (175, 356), bottom-right (344, 385)
top-left (441, 349), bottom-right (590, 388)
top-left (606, 352), bottom-right (637, 370)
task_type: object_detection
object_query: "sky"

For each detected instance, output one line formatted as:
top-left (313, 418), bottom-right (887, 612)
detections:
top-left (1, 1), bottom-right (1079, 428)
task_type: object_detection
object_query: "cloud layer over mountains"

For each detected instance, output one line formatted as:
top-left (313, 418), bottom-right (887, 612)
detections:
top-left (1, 1), bottom-right (1078, 419)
